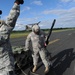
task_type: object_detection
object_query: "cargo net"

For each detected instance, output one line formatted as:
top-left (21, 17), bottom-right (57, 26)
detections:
top-left (12, 46), bottom-right (33, 75)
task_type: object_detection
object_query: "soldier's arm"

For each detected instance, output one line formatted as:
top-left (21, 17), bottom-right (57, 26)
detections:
top-left (5, 0), bottom-right (24, 30)
top-left (25, 34), bottom-right (31, 51)
top-left (41, 30), bottom-right (47, 41)
top-left (6, 3), bottom-right (20, 29)
top-left (42, 30), bottom-right (48, 47)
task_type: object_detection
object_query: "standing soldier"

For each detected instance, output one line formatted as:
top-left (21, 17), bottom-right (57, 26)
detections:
top-left (0, 0), bottom-right (24, 75)
top-left (25, 25), bottom-right (51, 73)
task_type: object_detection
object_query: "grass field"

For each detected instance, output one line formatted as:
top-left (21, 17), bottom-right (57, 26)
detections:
top-left (10, 32), bottom-right (28, 38)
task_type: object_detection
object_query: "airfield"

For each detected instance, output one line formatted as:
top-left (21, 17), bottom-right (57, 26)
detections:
top-left (10, 29), bottom-right (75, 75)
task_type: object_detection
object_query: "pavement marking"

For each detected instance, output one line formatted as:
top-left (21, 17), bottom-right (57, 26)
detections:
top-left (48, 39), bottom-right (60, 45)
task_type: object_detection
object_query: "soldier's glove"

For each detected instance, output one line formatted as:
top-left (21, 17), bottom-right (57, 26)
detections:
top-left (0, 10), bottom-right (2, 15)
top-left (15, 0), bottom-right (24, 4)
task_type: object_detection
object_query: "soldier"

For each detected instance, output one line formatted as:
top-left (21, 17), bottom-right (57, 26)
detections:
top-left (0, 0), bottom-right (24, 75)
top-left (25, 25), bottom-right (51, 73)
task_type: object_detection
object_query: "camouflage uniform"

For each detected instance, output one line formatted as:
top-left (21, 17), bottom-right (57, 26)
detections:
top-left (25, 25), bottom-right (50, 68)
top-left (0, 3), bottom-right (20, 75)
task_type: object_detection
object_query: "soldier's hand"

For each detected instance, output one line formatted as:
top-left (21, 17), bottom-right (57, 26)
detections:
top-left (15, 0), bottom-right (24, 4)
top-left (44, 43), bottom-right (47, 48)
top-left (0, 10), bottom-right (2, 15)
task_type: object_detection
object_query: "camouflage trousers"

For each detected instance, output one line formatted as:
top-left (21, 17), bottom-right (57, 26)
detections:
top-left (32, 48), bottom-right (50, 68)
top-left (0, 70), bottom-right (15, 75)
top-left (0, 48), bottom-right (15, 75)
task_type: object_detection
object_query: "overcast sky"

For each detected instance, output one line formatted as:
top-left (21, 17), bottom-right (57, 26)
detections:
top-left (0, 0), bottom-right (75, 30)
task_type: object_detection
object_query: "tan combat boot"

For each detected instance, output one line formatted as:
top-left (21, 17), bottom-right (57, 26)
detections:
top-left (32, 65), bottom-right (37, 73)
top-left (44, 66), bottom-right (49, 73)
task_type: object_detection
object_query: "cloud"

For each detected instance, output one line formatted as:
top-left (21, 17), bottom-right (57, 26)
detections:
top-left (61, 0), bottom-right (71, 2)
top-left (14, 2), bottom-right (75, 30)
top-left (21, 6), bottom-right (31, 13)
top-left (15, 6), bottom-right (75, 30)
top-left (73, 0), bottom-right (75, 1)
top-left (42, 7), bottom-right (75, 16)
top-left (56, 0), bottom-right (75, 9)
top-left (17, 17), bottom-right (40, 23)
top-left (39, 20), bottom-right (53, 29)
top-left (60, 0), bottom-right (75, 3)
top-left (14, 16), bottom-right (41, 30)
top-left (31, 0), bottom-right (43, 6)
top-left (41, 7), bottom-right (75, 28)
top-left (42, 9), bottom-right (67, 16)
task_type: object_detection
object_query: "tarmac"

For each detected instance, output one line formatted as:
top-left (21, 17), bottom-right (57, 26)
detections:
top-left (11, 30), bottom-right (75, 75)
